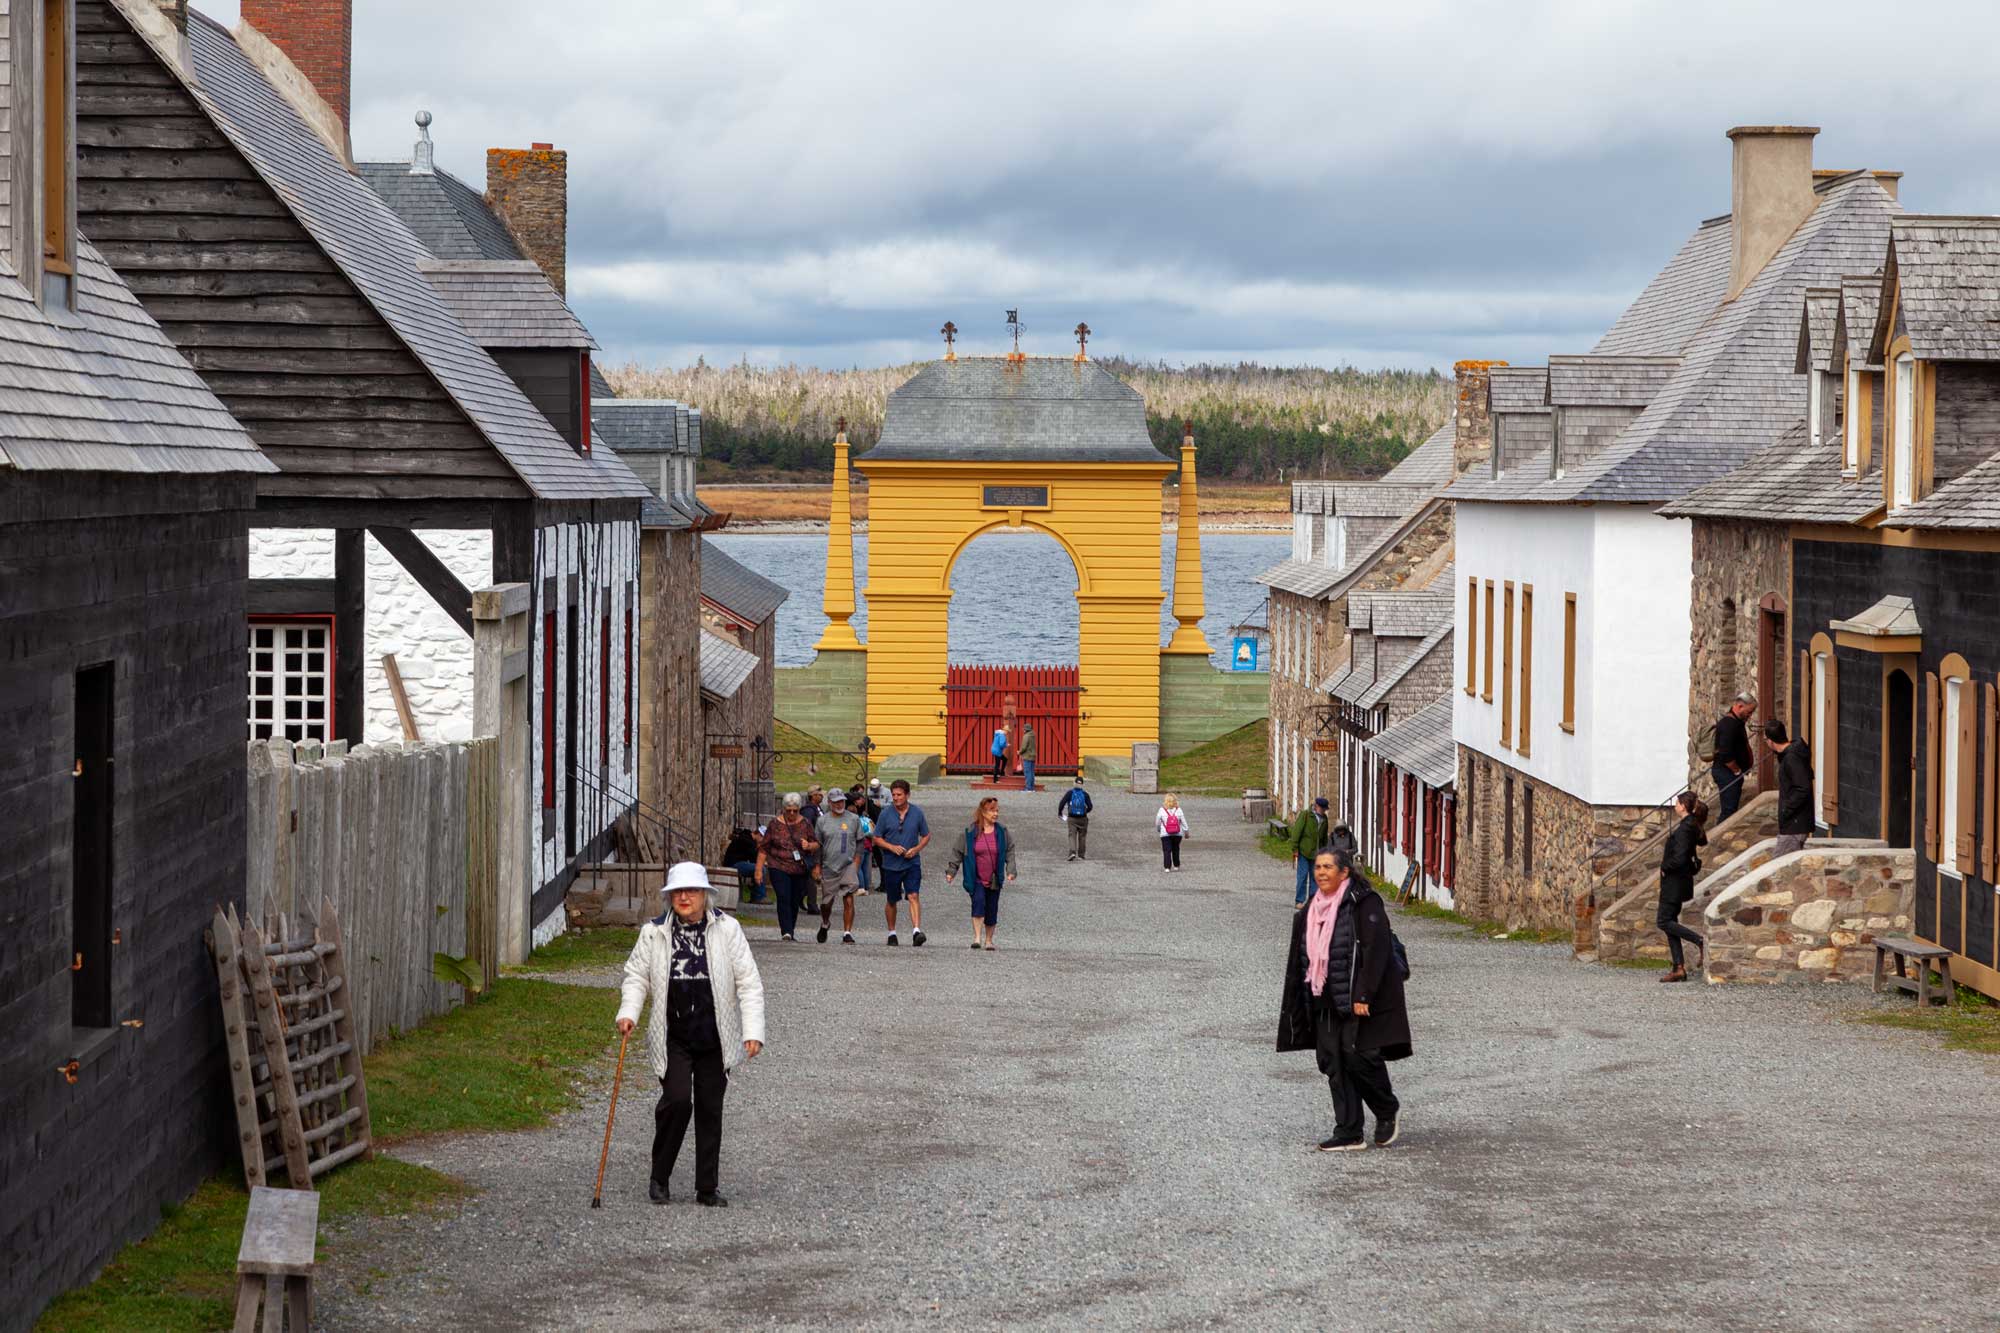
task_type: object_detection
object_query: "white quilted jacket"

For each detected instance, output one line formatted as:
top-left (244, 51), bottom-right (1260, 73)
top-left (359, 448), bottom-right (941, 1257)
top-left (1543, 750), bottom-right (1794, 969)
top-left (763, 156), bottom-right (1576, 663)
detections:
top-left (617, 908), bottom-right (767, 1075)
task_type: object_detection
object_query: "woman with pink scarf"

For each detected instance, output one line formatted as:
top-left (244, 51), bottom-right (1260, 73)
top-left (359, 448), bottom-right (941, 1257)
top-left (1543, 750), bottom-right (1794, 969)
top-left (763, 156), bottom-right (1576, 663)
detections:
top-left (1276, 848), bottom-right (1411, 1151)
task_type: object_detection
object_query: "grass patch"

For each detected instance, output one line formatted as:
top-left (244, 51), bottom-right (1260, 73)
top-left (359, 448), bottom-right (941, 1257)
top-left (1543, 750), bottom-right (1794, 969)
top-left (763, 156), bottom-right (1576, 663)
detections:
top-left (1608, 956), bottom-right (1674, 970)
top-left (1858, 986), bottom-right (2000, 1056)
top-left (1389, 893), bottom-right (1569, 944)
top-left (1159, 719), bottom-right (1268, 798)
top-left (508, 927), bottom-right (639, 975)
top-left (35, 1159), bottom-right (468, 1333)
top-left (364, 977), bottom-right (618, 1142)
top-left (770, 718), bottom-right (870, 799)
top-left (1260, 828), bottom-right (1294, 862)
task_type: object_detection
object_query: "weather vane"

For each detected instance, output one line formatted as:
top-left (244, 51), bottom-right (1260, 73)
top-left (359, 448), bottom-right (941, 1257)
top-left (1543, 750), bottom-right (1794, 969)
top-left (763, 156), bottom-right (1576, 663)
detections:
top-left (1006, 308), bottom-right (1023, 359)
top-left (1074, 322), bottom-right (1091, 362)
top-left (941, 321), bottom-right (957, 361)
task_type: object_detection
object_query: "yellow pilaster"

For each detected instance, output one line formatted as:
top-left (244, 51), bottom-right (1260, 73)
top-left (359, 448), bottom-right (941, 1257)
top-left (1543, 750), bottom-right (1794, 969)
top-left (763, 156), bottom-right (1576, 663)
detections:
top-left (1164, 421), bottom-right (1212, 655)
top-left (814, 423), bottom-right (864, 651)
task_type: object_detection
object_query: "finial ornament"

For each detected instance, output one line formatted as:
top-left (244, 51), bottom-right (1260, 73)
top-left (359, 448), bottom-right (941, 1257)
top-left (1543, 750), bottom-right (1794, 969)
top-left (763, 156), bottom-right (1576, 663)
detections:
top-left (835, 415), bottom-right (847, 442)
top-left (1075, 322), bottom-right (1091, 362)
top-left (411, 109), bottom-right (435, 175)
top-left (941, 321), bottom-right (957, 361)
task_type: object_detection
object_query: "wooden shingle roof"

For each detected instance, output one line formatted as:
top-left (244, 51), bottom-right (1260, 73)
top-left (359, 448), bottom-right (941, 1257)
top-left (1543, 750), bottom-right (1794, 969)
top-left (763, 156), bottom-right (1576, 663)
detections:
top-left (1661, 419), bottom-right (1881, 524)
top-left (1487, 366), bottom-right (1551, 416)
top-left (1363, 696), bottom-right (1458, 789)
top-left (700, 540), bottom-right (789, 625)
top-left (1879, 216), bottom-right (2000, 362)
top-left (1795, 287), bottom-right (1841, 374)
top-left (698, 629), bottom-right (760, 701)
top-left (355, 161), bottom-right (525, 263)
top-left (1836, 273), bottom-right (1884, 372)
top-left (418, 261), bottom-right (595, 349)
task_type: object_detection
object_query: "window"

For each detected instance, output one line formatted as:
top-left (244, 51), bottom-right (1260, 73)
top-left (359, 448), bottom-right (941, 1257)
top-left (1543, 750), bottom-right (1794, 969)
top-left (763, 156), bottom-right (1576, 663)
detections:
top-left (1503, 771), bottom-right (1515, 865)
top-left (72, 661), bottom-right (113, 1031)
top-left (1811, 649), bottom-right (1827, 826)
top-left (1809, 370), bottom-right (1824, 450)
top-left (1518, 585), bottom-right (1534, 758)
top-left (1843, 364), bottom-right (1863, 473)
top-left (41, 0), bottom-right (75, 298)
top-left (1466, 754), bottom-right (1478, 840)
top-left (1308, 514), bottom-right (1326, 563)
top-left (1482, 581), bottom-right (1495, 701)
top-left (1561, 593), bottom-right (1577, 734)
top-left (542, 611), bottom-right (556, 809)
top-left (1465, 576), bottom-right (1478, 696)
top-left (624, 608), bottom-right (634, 758)
top-left (1940, 653), bottom-right (1975, 878)
top-left (1808, 631), bottom-right (1839, 827)
top-left (247, 618), bottom-right (332, 743)
top-left (1500, 582), bottom-right (1515, 748)
top-left (1326, 517), bottom-right (1346, 571)
top-left (1892, 353), bottom-right (1916, 508)
top-left (1942, 675), bottom-right (1963, 877)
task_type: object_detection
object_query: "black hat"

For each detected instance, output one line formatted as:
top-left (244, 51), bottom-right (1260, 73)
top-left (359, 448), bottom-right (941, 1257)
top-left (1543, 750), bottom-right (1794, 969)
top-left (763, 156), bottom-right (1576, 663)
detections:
top-left (1314, 797), bottom-right (1329, 809)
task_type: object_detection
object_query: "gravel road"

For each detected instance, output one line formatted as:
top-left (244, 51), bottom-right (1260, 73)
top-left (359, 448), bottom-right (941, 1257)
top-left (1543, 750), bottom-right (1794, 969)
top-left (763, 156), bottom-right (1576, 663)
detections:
top-left (317, 783), bottom-right (2000, 1331)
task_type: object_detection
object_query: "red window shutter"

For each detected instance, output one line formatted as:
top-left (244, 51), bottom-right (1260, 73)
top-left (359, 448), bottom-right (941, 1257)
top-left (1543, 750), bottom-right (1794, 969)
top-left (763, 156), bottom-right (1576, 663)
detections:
top-left (624, 609), bottom-right (634, 756)
top-left (542, 612), bottom-right (556, 808)
top-left (1442, 798), bottom-right (1457, 889)
top-left (600, 613), bottom-right (611, 756)
top-left (1402, 774), bottom-right (1417, 855)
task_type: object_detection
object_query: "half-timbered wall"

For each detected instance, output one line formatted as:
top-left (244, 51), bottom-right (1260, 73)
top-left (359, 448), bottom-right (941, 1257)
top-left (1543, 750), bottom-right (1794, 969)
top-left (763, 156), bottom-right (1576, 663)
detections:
top-left (0, 472), bottom-right (255, 1325)
top-left (73, 2), bottom-right (529, 501)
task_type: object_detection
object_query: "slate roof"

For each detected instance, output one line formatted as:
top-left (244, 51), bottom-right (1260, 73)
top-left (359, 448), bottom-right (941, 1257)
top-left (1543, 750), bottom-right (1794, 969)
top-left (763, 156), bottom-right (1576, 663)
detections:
top-left (1379, 418), bottom-right (1457, 486)
top-left (1363, 696), bottom-right (1458, 789)
top-left (418, 260), bottom-right (595, 349)
top-left (1836, 273), bottom-right (1884, 371)
top-left (1327, 624), bottom-right (1453, 710)
top-left (1545, 355), bottom-right (1682, 407)
top-left (700, 540), bottom-right (789, 624)
top-left (173, 13), bottom-right (644, 502)
top-left (1448, 175), bottom-right (1901, 505)
top-left (1880, 216), bottom-right (2000, 362)
top-left (1883, 451), bottom-right (2000, 529)
top-left (1326, 573), bottom-right (1454, 705)
top-left (1488, 366), bottom-right (1551, 416)
top-left (1661, 419), bottom-right (1882, 524)
top-left (1796, 288), bottom-right (1841, 373)
top-left (593, 399), bottom-right (696, 454)
top-left (862, 358), bottom-right (1166, 464)
top-left (1255, 419), bottom-right (1454, 597)
top-left (0, 239), bottom-right (271, 475)
top-left (355, 161), bottom-right (525, 262)
top-left (698, 630), bottom-right (760, 701)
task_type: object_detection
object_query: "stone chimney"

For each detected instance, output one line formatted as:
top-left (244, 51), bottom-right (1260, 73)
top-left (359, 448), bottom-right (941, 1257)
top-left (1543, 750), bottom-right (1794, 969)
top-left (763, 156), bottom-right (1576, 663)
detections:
top-left (240, 0), bottom-right (352, 130)
top-left (1452, 360), bottom-right (1504, 477)
top-left (487, 145), bottom-right (568, 296)
top-left (1726, 125), bottom-right (1819, 301)
top-left (1872, 170), bottom-right (1902, 202)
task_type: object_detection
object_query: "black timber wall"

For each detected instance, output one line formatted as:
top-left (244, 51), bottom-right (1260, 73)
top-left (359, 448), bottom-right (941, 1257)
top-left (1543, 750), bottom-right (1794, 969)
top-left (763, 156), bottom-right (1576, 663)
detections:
top-left (492, 349), bottom-right (581, 449)
top-left (0, 471), bottom-right (257, 1329)
top-left (73, 3), bottom-right (529, 503)
top-left (1794, 537), bottom-right (2000, 971)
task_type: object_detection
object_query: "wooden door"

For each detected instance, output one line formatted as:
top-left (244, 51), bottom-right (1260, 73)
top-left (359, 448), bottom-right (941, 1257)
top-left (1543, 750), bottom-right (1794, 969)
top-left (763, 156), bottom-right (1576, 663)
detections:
top-left (944, 665), bottom-right (1080, 773)
top-left (1757, 596), bottom-right (1787, 792)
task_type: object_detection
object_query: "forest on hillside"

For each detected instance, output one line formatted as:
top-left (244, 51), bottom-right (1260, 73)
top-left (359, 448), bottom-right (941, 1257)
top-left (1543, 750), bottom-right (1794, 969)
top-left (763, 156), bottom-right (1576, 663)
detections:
top-left (604, 358), bottom-right (1451, 482)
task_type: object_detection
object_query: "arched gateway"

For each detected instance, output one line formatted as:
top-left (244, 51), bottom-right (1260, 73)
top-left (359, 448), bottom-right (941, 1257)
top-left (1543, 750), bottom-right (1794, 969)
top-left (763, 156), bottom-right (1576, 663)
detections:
top-left (813, 353), bottom-right (1216, 772)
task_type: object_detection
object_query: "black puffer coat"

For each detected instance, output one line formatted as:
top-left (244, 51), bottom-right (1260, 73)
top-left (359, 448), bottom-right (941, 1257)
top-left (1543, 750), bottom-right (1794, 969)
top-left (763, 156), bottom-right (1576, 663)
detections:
top-left (1277, 881), bottom-right (1412, 1061)
top-left (1659, 815), bottom-right (1708, 908)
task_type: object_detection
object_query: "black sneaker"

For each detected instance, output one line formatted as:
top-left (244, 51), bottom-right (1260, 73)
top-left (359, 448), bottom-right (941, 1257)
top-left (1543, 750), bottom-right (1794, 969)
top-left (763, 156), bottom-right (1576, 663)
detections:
top-left (1066, 853), bottom-right (1076, 862)
top-left (696, 1191), bottom-right (728, 1208)
top-left (841, 932), bottom-right (855, 945)
top-left (816, 925), bottom-right (828, 944)
top-left (649, 1179), bottom-right (670, 1205)
top-left (912, 929), bottom-right (927, 947)
top-left (1374, 1116), bottom-right (1400, 1148)
top-left (886, 933), bottom-right (899, 946)
top-left (1316, 1137), bottom-right (1367, 1153)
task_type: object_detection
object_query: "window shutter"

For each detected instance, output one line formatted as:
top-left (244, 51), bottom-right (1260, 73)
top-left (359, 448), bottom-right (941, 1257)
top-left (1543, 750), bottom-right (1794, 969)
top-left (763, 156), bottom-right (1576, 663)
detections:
top-left (1821, 651), bottom-right (1839, 825)
top-left (1799, 649), bottom-right (1812, 750)
top-left (1983, 682), bottom-right (1997, 884)
top-left (1957, 675), bottom-right (1978, 869)
top-left (1925, 672), bottom-right (1940, 861)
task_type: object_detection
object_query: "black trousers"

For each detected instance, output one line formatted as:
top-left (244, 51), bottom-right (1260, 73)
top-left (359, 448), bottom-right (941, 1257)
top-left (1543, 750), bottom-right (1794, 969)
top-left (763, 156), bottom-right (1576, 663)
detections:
top-left (770, 869), bottom-right (806, 938)
top-left (1161, 834), bottom-right (1183, 869)
top-left (1656, 885), bottom-right (1704, 969)
top-left (652, 1037), bottom-right (728, 1194)
top-left (1314, 1005), bottom-right (1398, 1142)
top-left (1711, 763), bottom-right (1745, 823)
top-left (991, 753), bottom-right (1007, 782)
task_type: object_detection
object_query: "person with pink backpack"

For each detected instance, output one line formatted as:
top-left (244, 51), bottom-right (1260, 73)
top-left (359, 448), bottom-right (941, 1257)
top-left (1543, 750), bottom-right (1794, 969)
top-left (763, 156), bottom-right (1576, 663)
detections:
top-left (1155, 794), bottom-right (1190, 873)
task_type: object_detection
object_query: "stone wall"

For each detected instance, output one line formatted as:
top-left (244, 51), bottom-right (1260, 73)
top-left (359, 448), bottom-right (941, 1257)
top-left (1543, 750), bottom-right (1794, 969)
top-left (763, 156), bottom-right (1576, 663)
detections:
top-left (638, 527), bottom-right (701, 819)
top-left (774, 647), bottom-right (867, 747)
top-left (1355, 507), bottom-right (1453, 597)
top-left (1687, 518), bottom-right (1790, 789)
top-left (1595, 792), bottom-right (1779, 962)
top-left (1267, 587), bottom-right (1346, 815)
top-left (486, 146), bottom-right (568, 295)
top-left (1453, 361), bottom-right (1500, 476)
top-left (1159, 654), bottom-right (1268, 757)
top-left (1704, 843), bottom-right (1910, 984)
top-left (250, 528), bottom-right (491, 744)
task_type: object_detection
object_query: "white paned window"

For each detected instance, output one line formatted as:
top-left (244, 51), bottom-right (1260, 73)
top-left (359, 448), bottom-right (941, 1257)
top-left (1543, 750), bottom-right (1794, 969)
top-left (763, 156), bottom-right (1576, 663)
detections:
top-left (1942, 677), bottom-right (1964, 878)
top-left (1809, 371), bottom-right (1824, 450)
top-left (249, 618), bottom-right (332, 743)
top-left (1326, 517), bottom-right (1347, 571)
top-left (1893, 354), bottom-right (1916, 508)
top-left (1812, 652), bottom-right (1828, 827)
top-left (1844, 367), bottom-right (1862, 472)
top-left (1292, 513), bottom-right (1311, 563)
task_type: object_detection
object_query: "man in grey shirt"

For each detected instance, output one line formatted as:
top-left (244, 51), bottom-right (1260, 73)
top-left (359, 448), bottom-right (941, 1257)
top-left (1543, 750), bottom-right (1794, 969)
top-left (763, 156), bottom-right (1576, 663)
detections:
top-left (815, 788), bottom-right (866, 945)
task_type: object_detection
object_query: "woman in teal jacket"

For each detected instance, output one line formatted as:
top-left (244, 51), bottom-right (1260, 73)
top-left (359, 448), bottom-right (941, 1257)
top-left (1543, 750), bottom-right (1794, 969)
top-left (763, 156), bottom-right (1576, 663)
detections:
top-left (945, 795), bottom-right (1017, 950)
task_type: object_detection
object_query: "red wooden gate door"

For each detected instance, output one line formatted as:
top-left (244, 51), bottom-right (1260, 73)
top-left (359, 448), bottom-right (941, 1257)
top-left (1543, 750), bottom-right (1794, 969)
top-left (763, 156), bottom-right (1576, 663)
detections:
top-left (944, 665), bottom-right (1081, 773)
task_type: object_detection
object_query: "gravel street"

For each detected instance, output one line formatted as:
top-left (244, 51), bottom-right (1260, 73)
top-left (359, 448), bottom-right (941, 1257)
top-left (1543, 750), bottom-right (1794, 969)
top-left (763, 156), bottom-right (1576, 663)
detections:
top-left (318, 784), bottom-right (2000, 1331)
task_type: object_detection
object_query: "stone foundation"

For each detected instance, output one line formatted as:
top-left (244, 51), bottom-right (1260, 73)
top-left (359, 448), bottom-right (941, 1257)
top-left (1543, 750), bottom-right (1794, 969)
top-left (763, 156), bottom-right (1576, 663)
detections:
top-left (1703, 842), bottom-right (1909, 984)
top-left (1595, 792), bottom-right (1779, 961)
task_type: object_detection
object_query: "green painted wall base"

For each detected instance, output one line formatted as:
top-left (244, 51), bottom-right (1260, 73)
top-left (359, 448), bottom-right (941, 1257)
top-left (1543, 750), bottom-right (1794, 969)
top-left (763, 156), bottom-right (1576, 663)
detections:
top-left (876, 752), bottom-right (942, 787)
top-left (1083, 753), bottom-right (1131, 787)
top-left (774, 649), bottom-right (867, 748)
top-left (1159, 654), bottom-right (1269, 757)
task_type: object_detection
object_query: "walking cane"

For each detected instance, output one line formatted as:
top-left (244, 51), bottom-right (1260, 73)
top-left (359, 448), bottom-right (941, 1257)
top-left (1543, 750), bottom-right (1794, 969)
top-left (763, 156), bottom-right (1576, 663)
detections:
top-left (591, 1028), bottom-right (631, 1209)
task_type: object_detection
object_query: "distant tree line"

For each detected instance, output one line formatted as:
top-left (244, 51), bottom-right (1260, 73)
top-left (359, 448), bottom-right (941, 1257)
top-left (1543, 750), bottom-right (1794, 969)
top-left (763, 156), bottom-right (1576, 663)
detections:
top-left (607, 356), bottom-right (1450, 482)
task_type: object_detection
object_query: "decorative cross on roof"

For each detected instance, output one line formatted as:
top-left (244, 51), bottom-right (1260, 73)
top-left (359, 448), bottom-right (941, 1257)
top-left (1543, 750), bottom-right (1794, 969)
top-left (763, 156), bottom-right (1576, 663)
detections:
top-left (941, 321), bottom-right (957, 361)
top-left (1074, 322), bottom-right (1091, 362)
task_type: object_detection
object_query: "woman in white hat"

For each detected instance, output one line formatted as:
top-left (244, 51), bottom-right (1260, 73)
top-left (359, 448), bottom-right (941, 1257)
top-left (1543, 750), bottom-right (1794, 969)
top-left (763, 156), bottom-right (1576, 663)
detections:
top-left (615, 863), bottom-right (766, 1207)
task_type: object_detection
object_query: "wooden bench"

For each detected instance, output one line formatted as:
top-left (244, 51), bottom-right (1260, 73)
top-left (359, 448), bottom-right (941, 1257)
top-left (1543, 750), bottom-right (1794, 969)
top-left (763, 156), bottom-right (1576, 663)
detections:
top-left (234, 1186), bottom-right (317, 1332)
top-left (1872, 934), bottom-right (1955, 1007)
top-left (1267, 817), bottom-right (1290, 840)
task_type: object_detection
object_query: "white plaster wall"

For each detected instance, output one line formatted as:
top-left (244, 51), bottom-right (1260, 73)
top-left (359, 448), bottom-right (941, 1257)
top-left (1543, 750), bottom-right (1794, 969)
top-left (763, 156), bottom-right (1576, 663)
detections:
top-left (248, 528), bottom-right (492, 743)
top-left (1453, 502), bottom-right (1693, 808)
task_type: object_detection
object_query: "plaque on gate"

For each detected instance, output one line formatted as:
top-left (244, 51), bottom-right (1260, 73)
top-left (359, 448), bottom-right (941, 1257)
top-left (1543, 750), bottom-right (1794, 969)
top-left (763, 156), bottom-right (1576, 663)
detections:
top-left (982, 485), bottom-right (1049, 508)
top-left (708, 743), bottom-right (745, 759)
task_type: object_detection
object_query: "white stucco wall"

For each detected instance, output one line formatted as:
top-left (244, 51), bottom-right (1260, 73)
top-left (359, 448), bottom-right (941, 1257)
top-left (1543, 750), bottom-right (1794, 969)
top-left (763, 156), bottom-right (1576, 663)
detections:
top-left (1453, 502), bottom-right (1692, 808)
top-left (248, 528), bottom-right (492, 743)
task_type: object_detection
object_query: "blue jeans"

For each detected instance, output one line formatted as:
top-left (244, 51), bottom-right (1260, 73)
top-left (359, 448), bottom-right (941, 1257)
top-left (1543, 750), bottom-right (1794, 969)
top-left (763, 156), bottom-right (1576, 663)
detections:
top-left (731, 861), bottom-right (762, 901)
top-left (1021, 760), bottom-right (1035, 791)
top-left (1294, 855), bottom-right (1312, 906)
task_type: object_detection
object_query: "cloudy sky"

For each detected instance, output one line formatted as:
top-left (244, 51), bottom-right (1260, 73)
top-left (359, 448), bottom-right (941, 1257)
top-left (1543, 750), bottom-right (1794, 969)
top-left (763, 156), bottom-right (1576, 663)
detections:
top-left (199, 0), bottom-right (2000, 372)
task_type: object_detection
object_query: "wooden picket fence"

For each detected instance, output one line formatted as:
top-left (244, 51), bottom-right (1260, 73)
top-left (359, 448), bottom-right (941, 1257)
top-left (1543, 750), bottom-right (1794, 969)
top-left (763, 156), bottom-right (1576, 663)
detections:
top-left (246, 737), bottom-right (500, 1054)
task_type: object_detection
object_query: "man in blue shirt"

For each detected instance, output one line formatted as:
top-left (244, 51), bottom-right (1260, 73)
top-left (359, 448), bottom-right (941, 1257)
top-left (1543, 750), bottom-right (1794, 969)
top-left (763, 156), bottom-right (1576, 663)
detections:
top-left (874, 779), bottom-right (931, 947)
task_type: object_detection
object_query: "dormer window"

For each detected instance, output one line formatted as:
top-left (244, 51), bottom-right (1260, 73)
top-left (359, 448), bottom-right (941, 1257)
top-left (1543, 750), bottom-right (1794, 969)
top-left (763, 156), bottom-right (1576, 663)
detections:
top-left (1843, 362), bottom-right (1862, 473)
top-left (1808, 370), bottom-right (1824, 450)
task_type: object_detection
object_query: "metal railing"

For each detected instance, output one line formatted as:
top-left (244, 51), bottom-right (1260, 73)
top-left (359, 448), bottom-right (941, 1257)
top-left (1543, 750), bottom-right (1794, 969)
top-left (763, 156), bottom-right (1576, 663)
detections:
top-left (569, 762), bottom-right (700, 866)
top-left (1589, 764), bottom-right (1753, 897)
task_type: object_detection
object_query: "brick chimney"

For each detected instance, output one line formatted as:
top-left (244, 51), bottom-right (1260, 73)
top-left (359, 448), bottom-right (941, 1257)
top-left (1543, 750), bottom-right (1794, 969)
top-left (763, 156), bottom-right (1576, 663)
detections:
top-left (487, 145), bottom-right (568, 296)
top-left (240, 1), bottom-right (352, 130)
top-left (1726, 125), bottom-right (1819, 302)
top-left (1452, 360), bottom-right (1504, 477)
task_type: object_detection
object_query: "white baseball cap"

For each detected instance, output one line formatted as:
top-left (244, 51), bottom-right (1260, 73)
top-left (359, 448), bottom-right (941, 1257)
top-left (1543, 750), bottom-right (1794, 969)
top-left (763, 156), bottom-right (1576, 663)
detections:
top-left (663, 862), bottom-right (712, 894)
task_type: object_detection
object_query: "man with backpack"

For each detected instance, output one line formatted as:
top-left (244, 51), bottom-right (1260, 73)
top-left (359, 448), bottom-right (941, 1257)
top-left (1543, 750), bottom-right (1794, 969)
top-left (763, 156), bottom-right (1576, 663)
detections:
top-left (1057, 776), bottom-right (1093, 861)
top-left (1702, 693), bottom-right (1756, 822)
top-left (1288, 797), bottom-right (1331, 908)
